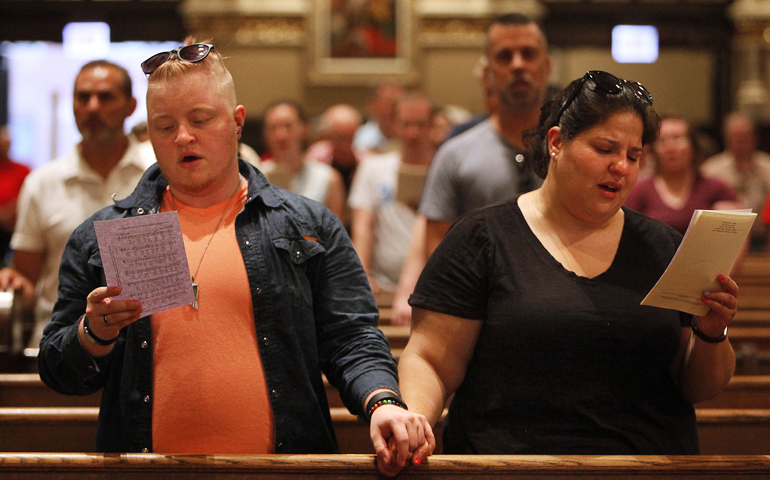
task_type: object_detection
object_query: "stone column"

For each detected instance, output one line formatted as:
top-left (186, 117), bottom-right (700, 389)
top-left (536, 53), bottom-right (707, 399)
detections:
top-left (729, 0), bottom-right (770, 120)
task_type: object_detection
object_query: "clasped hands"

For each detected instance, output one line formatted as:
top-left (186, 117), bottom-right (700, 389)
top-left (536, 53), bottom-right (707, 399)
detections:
top-left (370, 404), bottom-right (435, 477)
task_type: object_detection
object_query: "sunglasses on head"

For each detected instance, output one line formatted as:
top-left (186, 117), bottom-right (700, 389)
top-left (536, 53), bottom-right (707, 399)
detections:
top-left (141, 43), bottom-right (215, 75)
top-left (554, 70), bottom-right (653, 126)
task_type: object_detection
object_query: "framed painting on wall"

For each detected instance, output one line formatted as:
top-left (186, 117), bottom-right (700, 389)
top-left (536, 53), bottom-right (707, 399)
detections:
top-left (309, 0), bottom-right (417, 85)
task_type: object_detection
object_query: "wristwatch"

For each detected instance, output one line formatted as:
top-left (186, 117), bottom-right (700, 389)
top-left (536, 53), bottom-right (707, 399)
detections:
top-left (691, 317), bottom-right (728, 344)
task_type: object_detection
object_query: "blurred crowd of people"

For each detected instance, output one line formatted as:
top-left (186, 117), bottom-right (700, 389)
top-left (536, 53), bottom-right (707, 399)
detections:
top-left (0, 10), bottom-right (763, 467)
top-left (2, 20), bottom-right (769, 344)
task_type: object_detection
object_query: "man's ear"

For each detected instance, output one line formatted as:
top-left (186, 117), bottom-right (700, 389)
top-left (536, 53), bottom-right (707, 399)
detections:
top-left (234, 105), bottom-right (246, 128)
top-left (125, 97), bottom-right (138, 119)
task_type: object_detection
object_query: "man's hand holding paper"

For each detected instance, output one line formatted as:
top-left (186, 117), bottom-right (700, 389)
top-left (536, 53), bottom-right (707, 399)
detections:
top-left (93, 211), bottom-right (195, 316)
top-left (82, 285), bottom-right (143, 348)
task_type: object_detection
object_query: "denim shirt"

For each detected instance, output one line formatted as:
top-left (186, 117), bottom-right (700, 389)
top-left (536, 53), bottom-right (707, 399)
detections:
top-left (38, 160), bottom-right (399, 453)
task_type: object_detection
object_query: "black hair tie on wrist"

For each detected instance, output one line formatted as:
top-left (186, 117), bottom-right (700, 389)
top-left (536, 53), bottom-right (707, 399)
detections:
top-left (83, 315), bottom-right (119, 346)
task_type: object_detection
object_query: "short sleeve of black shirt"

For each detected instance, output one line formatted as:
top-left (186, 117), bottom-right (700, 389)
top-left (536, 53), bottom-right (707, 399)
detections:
top-left (409, 206), bottom-right (493, 320)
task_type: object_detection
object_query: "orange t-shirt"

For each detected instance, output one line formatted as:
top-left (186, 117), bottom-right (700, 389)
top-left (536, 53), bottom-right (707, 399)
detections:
top-left (152, 182), bottom-right (275, 453)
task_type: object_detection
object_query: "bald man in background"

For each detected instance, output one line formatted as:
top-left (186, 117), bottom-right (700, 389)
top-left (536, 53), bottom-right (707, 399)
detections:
top-left (308, 103), bottom-right (365, 195)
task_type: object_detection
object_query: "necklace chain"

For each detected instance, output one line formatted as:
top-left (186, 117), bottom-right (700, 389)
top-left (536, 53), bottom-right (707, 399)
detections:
top-left (169, 175), bottom-right (243, 282)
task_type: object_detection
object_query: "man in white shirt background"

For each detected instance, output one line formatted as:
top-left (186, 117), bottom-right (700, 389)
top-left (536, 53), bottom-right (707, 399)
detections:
top-left (0, 60), bottom-right (155, 350)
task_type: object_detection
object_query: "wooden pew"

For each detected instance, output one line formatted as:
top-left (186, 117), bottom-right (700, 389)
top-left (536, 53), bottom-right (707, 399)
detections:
top-left (0, 407), bottom-right (98, 452)
top-left (1, 407), bottom-right (769, 455)
top-left (0, 373), bottom-right (345, 410)
top-left (698, 409), bottom-right (770, 454)
top-left (698, 376), bottom-right (770, 409)
top-left (726, 326), bottom-right (770, 351)
top-left (379, 325), bottom-right (409, 349)
top-left (733, 330), bottom-right (770, 375)
top-left (335, 408), bottom-right (770, 456)
top-left (0, 453), bottom-right (769, 479)
top-left (736, 347), bottom-right (770, 375)
top-left (732, 253), bottom-right (770, 285)
top-left (1, 325), bottom-right (406, 375)
top-left (735, 285), bottom-right (770, 310)
top-left (375, 291), bottom-right (395, 325)
top-left (733, 309), bottom-right (770, 328)
top-left (0, 374), bottom-right (101, 407)
top-left (2, 372), bottom-right (768, 412)
top-left (731, 254), bottom-right (770, 331)
top-left (373, 290), bottom-right (394, 309)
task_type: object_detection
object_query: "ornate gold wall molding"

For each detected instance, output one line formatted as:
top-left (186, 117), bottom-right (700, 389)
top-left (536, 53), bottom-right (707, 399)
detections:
top-left (730, 0), bottom-right (770, 23)
top-left (419, 18), bottom-right (488, 48)
top-left (416, 0), bottom-right (545, 47)
top-left (179, 0), bottom-right (548, 87)
top-left (181, 0), bottom-right (547, 48)
top-left (184, 16), bottom-right (306, 47)
top-left (182, 0), bottom-right (308, 46)
top-left (417, 0), bottom-right (544, 19)
top-left (181, 0), bottom-right (309, 17)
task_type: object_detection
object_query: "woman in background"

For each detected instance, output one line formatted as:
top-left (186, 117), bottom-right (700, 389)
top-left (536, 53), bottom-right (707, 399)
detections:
top-left (261, 100), bottom-right (346, 222)
top-left (626, 115), bottom-right (740, 235)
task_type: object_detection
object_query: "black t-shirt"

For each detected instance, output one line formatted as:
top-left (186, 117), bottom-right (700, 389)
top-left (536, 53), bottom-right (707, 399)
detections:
top-left (409, 201), bottom-right (698, 454)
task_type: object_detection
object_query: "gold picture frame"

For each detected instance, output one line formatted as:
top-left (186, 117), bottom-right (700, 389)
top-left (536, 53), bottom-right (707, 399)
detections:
top-left (308, 0), bottom-right (418, 85)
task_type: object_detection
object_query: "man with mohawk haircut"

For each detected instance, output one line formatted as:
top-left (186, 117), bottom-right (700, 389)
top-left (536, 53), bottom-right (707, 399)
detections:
top-left (38, 39), bottom-right (433, 476)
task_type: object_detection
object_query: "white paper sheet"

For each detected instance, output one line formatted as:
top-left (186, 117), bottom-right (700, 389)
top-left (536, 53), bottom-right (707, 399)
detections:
top-left (641, 209), bottom-right (757, 316)
top-left (94, 211), bottom-right (194, 316)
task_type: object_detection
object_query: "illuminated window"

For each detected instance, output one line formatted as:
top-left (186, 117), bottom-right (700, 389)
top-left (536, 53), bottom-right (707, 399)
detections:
top-left (63, 22), bottom-right (111, 59)
top-left (2, 40), bottom-right (177, 168)
top-left (612, 25), bottom-right (659, 64)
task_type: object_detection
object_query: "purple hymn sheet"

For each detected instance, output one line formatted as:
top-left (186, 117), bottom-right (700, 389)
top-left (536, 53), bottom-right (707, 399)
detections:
top-left (94, 211), bottom-right (194, 316)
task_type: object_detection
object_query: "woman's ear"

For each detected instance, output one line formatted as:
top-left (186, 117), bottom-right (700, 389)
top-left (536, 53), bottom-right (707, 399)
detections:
top-left (547, 126), bottom-right (563, 160)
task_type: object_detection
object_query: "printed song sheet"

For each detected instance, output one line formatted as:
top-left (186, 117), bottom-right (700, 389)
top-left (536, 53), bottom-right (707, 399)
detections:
top-left (641, 209), bottom-right (756, 316)
top-left (94, 212), bottom-right (194, 316)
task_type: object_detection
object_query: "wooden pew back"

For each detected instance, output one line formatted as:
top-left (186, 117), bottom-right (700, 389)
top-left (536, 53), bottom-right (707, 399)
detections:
top-left (0, 453), bottom-right (769, 479)
top-left (0, 407), bottom-right (769, 455)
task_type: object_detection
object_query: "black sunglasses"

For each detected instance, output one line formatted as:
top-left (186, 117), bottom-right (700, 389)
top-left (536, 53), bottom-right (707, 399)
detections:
top-left (554, 70), bottom-right (653, 126)
top-left (141, 44), bottom-right (215, 75)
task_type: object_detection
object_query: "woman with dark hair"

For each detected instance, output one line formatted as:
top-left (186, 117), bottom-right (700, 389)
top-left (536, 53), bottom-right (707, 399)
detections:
top-left (261, 100), bottom-right (347, 222)
top-left (626, 115), bottom-right (740, 235)
top-left (396, 71), bottom-right (738, 456)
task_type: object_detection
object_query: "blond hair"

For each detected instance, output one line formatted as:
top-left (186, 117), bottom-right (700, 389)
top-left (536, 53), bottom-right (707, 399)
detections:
top-left (147, 37), bottom-right (237, 107)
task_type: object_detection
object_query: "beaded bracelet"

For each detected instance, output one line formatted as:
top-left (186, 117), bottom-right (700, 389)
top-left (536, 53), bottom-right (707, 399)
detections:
top-left (366, 391), bottom-right (408, 421)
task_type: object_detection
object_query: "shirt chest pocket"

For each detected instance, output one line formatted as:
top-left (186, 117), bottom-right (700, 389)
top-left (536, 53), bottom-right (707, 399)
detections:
top-left (273, 236), bottom-right (326, 266)
top-left (271, 236), bottom-right (327, 309)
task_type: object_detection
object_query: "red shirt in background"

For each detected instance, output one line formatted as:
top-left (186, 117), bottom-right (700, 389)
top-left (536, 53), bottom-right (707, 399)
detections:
top-left (0, 158), bottom-right (30, 207)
